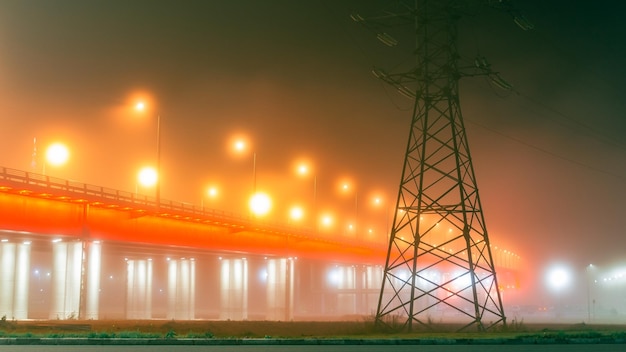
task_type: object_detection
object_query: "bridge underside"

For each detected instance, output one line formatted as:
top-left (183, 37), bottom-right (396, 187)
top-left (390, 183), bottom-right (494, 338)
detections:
top-left (0, 168), bottom-right (520, 321)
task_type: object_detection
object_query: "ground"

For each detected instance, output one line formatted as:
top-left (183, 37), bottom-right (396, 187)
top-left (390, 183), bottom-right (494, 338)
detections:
top-left (1, 319), bottom-right (625, 339)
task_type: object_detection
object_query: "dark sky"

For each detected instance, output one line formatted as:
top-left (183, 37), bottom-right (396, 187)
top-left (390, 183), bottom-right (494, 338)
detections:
top-left (1, 0), bottom-right (625, 295)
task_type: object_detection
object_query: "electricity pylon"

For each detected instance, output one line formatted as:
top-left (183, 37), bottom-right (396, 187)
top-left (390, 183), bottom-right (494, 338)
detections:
top-left (353, 0), bottom-right (529, 331)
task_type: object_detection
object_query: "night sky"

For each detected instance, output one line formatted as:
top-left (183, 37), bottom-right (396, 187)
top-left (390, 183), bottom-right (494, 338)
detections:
top-left (1, 0), bottom-right (625, 301)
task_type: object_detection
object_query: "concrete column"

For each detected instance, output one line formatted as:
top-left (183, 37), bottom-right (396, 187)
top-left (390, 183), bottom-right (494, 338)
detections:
top-left (50, 241), bottom-right (82, 320)
top-left (167, 258), bottom-right (196, 320)
top-left (84, 241), bottom-right (102, 319)
top-left (337, 265), bottom-right (356, 315)
top-left (362, 265), bottom-right (383, 316)
top-left (0, 241), bottom-right (31, 319)
top-left (265, 258), bottom-right (294, 321)
top-left (219, 258), bottom-right (248, 320)
top-left (126, 259), bottom-right (153, 319)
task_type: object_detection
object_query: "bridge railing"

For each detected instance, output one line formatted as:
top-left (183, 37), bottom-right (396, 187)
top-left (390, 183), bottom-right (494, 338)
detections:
top-left (0, 166), bottom-right (359, 244)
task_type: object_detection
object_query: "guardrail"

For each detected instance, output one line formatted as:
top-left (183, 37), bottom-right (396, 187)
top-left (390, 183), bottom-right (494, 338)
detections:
top-left (0, 166), bottom-right (364, 244)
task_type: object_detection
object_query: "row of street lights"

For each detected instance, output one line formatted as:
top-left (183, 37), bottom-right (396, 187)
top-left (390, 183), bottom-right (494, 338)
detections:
top-left (32, 97), bottom-right (393, 239)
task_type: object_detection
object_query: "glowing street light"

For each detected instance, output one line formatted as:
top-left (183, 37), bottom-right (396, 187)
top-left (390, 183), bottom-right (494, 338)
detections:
top-left (46, 143), bottom-right (70, 166)
top-left (340, 181), bottom-right (358, 236)
top-left (249, 192), bottom-right (271, 217)
top-left (289, 206), bottom-right (304, 222)
top-left (137, 166), bottom-right (158, 188)
top-left (546, 266), bottom-right (571, 292)
top-left (41, 142), bottom-right (70, 175)
top-left (320, 214), bottom-right (333, 229)
top-left (231, 136), bottom-right (257, 193)
top-left (295, 160), bottom-right (318, 229)
top-left (201, 185), bottom-right (219, 210)
top-left (135, 100), bottom-right (162, 205)
top-left (207, 186), bottom-right (219, 198)
top-left (546, 264), bottom-right (572, 316)
top-left (371, 195), bottom-right (391, 243)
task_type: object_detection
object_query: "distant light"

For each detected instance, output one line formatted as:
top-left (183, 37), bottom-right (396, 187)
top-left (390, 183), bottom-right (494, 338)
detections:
top-left (250, 193), bottom-right (272, 216)
top-left (546, 265), bottom-right (571, 292)
top-left (135, 101), bottom-right (145, 111)
top-left (290, 206), bottom-right (304, 221)
top-left (234, 140), bottom-right (246, 152)
top-left (46, 143), bottom-right (70, 166)
top-left (138, 166), bottom-right (158, 187)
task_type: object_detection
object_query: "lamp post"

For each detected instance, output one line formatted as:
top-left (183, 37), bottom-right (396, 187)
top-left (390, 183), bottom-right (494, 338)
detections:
top-left (296, 162), bottom-right (317, 231)
top-left (342, 183), bottom-right (358, 237)
top-left (135, 102), bottom-right (161, 207)
top-left (137, 166), bottom-right (158, 196)
top-left (586, 264), bottom-right (594, 323)
top-left (43, 142), bottom-right (70, 175)
top-left (233, 137), bottom-right (257, 194)
top-left (374, 196), bottom-right (390, 243)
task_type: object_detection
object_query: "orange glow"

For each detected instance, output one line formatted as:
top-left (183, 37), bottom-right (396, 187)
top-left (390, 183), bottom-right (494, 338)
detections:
top-left (289, 206), bottom-right (304, 221)
top-left (137, 166), bottom-right (158, 187)
top-left (46, 143), bottom-right (70, 166)
top-left (250, 192), bottom-right (271, 216)
top-left (338, 178), bottom-right (356, 194)
top-left (293, 158), bottom-right (314, 177)
top-left (127, 90), bottom-right (156, 114)
top-left (321, 214), bottom-right (333, 227)
top-left (207, 186), bottom-right (218, 198)
top-left (229, 134), bottom-right (252, 156)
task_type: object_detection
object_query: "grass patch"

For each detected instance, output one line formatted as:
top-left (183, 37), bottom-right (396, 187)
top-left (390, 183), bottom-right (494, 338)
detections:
top-left (0, 320), bottom-right (624, 342)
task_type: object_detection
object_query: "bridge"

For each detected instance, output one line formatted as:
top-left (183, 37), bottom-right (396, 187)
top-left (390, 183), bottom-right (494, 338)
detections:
top-left (0, 167), bottom-right (520, 321)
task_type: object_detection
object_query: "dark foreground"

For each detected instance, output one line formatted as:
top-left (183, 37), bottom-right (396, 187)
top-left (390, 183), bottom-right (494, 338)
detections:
top-left (1, 346), bottom-right (624, 352)
top-left (0, 319), bottom-right (625, 346)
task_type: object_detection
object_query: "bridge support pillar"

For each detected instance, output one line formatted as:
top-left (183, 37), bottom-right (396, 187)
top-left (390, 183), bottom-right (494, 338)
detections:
top-left (126, 259), bottom-right (153, 319)
top-left (359, 265), bottom-right (383, 316)
top-left (337, 265), bottom-right (356, 315)
top-left (0, 241), bottom-right (30, 320)
top-left (265, 258), bottom-right (294, 321)
top-left (166, 258), bottom-right (196, 320)
top-left (83, 241), bottom-right (102, 319)
top-left (219, 258), bottom-right (248, 320)
top-left (50, 241), bottom-right (83, 319)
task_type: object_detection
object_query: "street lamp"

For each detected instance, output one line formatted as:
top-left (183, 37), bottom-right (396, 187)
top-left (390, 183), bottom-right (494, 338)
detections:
top-left (372, 195), bottom-right (391, 243)
top-left (137, 166), bottom-right (158, 194)
top-left (202, 186), bottom-right (219, 210)
top-left (586, 264), bottom-right (594, 323)
top-left (249, 192), bottom-right (271, 217)
top-left (231, 136), bottom-right (257, 193)
top-left (341, 182), bottom-right (358, 237)
top-left (289, 206), bottom-right (304, 222)
top-left (320, 214), bottom-right (333, 229)
top-left (42, 142), bottom-right (70, 175)
top-left (295, 161), bottom-right (317, 230)
top-left (135, 101), bottom-right (161, 206)
top-left (546, 265), bottom-right (571, 317)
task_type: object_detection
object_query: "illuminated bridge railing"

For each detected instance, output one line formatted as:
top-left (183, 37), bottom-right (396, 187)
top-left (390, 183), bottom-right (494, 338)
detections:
top-left (0, 166), bottom-right (327, 239)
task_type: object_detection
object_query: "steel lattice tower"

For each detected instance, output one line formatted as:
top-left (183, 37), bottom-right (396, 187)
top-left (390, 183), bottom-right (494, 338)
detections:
top-left (353, 0), bottom-right (523, 331)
